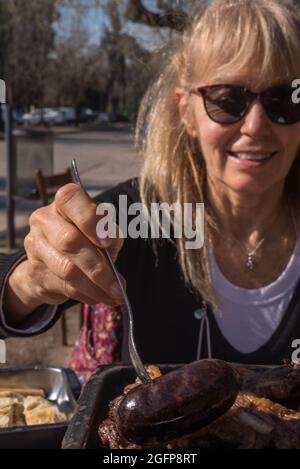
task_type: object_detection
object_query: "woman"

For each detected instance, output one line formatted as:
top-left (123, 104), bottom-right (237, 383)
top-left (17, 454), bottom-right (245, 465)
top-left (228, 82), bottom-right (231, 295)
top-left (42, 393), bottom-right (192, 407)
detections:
top-left (1, 0), bottom-right (300, 381)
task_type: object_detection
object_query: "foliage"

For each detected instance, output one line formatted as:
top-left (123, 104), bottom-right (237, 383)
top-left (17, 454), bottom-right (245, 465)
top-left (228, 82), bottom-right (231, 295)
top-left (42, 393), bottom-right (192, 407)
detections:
top-left (0, 0), bottom-right (187, 116)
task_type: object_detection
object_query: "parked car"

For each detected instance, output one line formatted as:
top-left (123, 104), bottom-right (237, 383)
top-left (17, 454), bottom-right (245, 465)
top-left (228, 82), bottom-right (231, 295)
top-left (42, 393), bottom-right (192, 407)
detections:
top-left (0, 105), bottom-right (24, 126)
top-left (79, 108), bottom-right (98, 123)
top-left (57, 107), bottom-right (76, 124)
top-left (23, 110), bottom-right (39, 126)
top-left (96, 112), bottom-right (127, 123)
top-left (23, 108), bottom-right (64, 126)
top-left (13, 109), bottom-right (24, 125)
top-left (97, 112), bottom-right (111, 123)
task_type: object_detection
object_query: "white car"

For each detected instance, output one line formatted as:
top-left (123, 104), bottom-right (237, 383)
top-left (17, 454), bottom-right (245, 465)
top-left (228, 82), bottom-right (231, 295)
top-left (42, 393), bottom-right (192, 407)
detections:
top-left (23, 108), bottom-right (64, 126)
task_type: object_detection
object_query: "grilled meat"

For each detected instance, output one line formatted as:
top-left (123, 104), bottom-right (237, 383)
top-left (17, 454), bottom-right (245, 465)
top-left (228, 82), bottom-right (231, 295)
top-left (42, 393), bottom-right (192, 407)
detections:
top-left (98, 362), bottom-right (300, 449)
top-left (242, 364), bottom-right (300, 402)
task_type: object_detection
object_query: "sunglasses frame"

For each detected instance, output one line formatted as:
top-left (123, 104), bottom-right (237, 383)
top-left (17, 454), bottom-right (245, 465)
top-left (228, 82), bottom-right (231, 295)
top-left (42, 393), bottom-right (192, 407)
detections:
top-left (189, 84), bottom-right (299, 126)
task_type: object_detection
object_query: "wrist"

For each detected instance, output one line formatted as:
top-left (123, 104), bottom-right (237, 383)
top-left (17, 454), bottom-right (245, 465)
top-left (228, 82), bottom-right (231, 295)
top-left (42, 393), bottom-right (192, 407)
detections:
top-left (3, 259), bottom-right (43, 326)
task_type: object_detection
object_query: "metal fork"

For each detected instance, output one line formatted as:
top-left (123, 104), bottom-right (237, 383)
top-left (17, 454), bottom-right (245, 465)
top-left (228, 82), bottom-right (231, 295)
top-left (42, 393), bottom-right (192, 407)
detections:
top-left (70, 159), bottom-right (150, 383)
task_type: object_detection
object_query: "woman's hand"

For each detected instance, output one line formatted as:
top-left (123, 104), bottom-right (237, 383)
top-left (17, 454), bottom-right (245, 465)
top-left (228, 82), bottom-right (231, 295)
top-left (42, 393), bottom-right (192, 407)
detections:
top-left (4, 183), bottom-right (125, 325)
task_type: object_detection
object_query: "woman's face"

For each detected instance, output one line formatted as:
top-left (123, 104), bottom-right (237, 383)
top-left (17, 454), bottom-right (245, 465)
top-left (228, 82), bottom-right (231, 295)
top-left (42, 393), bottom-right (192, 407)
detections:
top-left (179, 76), bottom-right (300, 198)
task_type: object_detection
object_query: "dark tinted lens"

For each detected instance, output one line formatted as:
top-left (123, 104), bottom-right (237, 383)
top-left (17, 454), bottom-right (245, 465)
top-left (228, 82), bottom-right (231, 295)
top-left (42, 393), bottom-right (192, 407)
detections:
top-left (262, 85), bottom-right (300, 125)
top-left (204, 86), bottom-right (250, 123)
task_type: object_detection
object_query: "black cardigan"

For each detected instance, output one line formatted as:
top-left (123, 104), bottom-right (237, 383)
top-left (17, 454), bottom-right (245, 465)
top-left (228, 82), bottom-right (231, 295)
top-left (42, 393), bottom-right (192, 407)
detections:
top-left (1, 178), bottom-right (300, 365)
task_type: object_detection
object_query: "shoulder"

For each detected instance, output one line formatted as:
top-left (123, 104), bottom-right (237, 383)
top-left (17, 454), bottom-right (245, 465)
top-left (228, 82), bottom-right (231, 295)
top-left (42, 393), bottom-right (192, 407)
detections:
top-left (93, 178), bottom-right (140, 206)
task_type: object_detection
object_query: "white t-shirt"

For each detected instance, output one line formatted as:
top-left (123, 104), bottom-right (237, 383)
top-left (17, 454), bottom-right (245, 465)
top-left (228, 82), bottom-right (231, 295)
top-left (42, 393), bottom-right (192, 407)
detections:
top-left (207, 228), bottom-right (300, 354)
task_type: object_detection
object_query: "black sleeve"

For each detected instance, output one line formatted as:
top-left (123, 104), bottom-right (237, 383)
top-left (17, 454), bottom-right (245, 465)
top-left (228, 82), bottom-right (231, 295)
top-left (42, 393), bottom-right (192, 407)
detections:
top-left (0, 178), bottom-right (140, 339)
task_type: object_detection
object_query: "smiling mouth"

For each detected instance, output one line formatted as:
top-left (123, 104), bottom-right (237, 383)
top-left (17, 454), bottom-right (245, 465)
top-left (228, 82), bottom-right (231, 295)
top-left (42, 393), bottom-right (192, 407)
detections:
top-left (227, 151), bottom-right (277, 161)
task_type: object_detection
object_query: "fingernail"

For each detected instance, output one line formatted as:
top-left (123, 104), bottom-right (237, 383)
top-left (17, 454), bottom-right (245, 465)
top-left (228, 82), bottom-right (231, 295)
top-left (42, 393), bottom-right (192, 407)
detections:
top-left (110, 282), bottom-right (123, 299)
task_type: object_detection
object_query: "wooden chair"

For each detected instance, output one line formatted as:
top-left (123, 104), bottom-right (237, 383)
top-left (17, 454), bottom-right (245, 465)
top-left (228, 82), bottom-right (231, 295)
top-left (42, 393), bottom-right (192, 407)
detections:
top-left (35, 167), bottom-right (72, 206)
top-left (34, 167), bottom-right (84, 346)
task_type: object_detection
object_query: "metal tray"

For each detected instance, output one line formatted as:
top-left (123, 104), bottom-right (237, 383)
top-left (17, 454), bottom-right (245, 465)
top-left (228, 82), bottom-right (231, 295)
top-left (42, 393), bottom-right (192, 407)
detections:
top-left (0, 366), bottom-right (81, 449)
top-left (63, 365), bottom-right (158, 449)
top-left (63, 365), bottom-right (178, 449)
top-left (63, 363), bottom-right (276, 450)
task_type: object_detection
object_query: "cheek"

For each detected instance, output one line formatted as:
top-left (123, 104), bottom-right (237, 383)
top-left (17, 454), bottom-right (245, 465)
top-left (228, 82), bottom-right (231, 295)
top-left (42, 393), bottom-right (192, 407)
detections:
top-left (277, 127), bottom-right (300, 159)
top-left (192, 103), bottom-right (238, 158)
top-left (196, 118), bottom-right (237, 162)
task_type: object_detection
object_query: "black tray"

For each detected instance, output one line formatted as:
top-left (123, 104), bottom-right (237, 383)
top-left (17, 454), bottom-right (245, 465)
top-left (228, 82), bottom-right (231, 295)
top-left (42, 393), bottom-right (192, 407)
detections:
top-left (0, 365), bottom-right (81, 449)
top-left (62, 363), bottom-right (277, 450)
top-left (62, 365), bottom-right (181, 449)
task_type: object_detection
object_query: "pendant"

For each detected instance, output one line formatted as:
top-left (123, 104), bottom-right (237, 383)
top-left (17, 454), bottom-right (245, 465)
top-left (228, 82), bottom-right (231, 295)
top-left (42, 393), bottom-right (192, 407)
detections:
top-left (246, 254), bottom-right (256, 270)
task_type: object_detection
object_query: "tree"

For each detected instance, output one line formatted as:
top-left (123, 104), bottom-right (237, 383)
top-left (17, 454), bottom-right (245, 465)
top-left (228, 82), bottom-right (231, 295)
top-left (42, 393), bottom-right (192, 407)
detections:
top-left (100, 0), bottom-right (152, 118)
top-left (47, 1), bottom-right (109, 123)
top-left (0, 0), bottom-right (60, 108)
top-left (0, 0), bottom-right (165, 117)
top-left (125, 0), bottom-right (191, 31)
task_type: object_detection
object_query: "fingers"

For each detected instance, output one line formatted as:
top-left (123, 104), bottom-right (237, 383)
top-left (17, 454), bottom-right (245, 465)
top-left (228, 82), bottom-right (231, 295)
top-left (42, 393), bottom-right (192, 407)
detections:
top-left (54, 184), bottom-right (123, 255)
top-left (25, 184), bottom-right (127, 307)
top-left (34, 206), bottom-right (125, 300)
top-left (26, 231), bottom-right (125, 306)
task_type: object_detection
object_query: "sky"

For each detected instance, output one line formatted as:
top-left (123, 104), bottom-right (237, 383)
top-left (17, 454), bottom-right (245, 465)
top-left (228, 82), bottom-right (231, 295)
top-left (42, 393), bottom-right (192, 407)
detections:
top-left (55, 0), bottom-right (170, 51)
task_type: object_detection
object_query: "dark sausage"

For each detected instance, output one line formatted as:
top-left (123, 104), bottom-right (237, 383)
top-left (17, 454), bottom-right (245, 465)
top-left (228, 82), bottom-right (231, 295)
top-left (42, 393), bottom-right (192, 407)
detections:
top-left (115, 359), bottom-right (241, 446)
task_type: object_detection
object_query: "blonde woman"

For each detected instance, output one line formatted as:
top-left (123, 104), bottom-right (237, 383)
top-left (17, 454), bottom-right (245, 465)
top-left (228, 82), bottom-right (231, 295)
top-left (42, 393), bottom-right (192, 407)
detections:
top-left (1, 0), bottom-right (300, 379)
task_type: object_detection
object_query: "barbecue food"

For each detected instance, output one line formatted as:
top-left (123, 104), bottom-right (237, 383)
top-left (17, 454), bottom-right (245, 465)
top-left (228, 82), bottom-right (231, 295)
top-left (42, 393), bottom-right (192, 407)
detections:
top-left (167, 392), bottom-right (300, 449)
top-left (99, 359), bottom-right (241, 447)
top-left (98, 361), bottom-right (300, 449)
top-left (242, 364), bottom-right (300, 401)
top-left (115, 359), bottom-right (240, 446)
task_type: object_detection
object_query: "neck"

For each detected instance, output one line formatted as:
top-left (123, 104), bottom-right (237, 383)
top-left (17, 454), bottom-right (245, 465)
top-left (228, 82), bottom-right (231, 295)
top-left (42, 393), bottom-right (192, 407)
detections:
top-left (206, 177), bottom-right (288, 247)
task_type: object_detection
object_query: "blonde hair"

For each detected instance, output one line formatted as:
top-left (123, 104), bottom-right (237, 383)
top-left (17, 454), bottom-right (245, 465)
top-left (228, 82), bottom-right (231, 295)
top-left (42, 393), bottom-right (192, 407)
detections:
top-left (136, 0), bottom-right (300, 310)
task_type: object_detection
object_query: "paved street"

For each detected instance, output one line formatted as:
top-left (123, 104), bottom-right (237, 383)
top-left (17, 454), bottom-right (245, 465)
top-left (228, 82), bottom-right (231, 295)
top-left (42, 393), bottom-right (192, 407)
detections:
top-left (53, 128), bottom-right (140, 191)
top-left (0, 128), bottom-right (141, 247)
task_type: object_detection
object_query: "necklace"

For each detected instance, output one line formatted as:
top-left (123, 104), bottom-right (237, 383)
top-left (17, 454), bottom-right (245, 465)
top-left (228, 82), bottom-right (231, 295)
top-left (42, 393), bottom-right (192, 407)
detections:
top-left (242, 237), bottom-right (266, 271)
top-left (221, 207), bottom-right (288, 272)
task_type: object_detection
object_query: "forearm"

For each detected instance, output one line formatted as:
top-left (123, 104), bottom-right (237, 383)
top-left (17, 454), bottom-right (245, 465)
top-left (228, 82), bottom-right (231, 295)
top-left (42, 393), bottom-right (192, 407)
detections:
top-left (0, 253), bottom-right (73, 339)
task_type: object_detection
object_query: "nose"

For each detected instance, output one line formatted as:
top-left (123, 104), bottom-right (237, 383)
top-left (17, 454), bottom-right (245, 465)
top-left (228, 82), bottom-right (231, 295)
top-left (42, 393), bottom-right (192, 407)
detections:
top-left (239, 100), bottom-right (272, 138)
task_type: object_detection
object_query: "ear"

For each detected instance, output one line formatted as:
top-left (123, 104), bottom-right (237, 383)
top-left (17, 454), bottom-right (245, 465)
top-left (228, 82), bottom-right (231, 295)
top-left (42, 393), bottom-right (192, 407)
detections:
top-left (175, 87), bottom-right (198, 138)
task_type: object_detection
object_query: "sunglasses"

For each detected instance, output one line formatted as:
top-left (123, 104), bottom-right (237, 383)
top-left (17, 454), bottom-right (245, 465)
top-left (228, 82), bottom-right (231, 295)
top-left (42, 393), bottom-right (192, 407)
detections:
top-left (189, 84), bottom-right (300, 125)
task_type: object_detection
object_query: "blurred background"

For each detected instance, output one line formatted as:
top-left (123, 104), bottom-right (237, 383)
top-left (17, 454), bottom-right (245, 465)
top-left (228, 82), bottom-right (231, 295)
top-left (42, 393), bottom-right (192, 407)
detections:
top-left (0, 0), bottom-right (192, 368)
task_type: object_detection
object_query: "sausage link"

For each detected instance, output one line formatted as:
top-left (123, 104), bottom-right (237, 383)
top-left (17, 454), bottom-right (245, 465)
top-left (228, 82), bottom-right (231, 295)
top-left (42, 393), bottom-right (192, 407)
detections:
top-left (115, 359), bottom-right (241, 446)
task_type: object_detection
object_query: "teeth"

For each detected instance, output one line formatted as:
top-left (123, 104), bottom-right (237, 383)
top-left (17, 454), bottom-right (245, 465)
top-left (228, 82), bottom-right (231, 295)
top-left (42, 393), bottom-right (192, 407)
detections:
top-left (229, 152), bottom-right (273, 161)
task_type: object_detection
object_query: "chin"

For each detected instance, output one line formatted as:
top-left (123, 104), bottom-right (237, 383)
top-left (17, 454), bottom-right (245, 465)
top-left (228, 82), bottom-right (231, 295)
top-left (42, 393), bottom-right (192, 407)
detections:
top-left (225, 180), bottom-right (273, 197)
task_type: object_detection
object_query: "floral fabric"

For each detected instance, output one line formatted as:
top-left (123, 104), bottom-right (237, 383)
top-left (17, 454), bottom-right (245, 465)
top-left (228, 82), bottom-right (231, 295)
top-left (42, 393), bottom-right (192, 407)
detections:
top-left (68, 303), bottom-right (123, 385)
